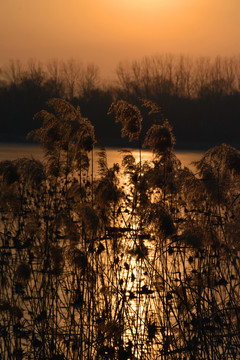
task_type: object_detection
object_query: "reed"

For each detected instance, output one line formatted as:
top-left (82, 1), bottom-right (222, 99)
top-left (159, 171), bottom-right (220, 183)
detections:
top-left (0, 98), bottom-right (239, 359)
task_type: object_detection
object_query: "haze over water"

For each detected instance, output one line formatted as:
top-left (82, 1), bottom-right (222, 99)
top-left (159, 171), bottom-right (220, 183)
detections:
top-left (0, 144), bottom-right (202, 173)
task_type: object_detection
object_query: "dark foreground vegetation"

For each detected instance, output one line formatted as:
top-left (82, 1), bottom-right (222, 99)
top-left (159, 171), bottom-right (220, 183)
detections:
top-left (0, 98), bottom-right (240, 359)
top-left (0, 55), bottom-right (240, 148)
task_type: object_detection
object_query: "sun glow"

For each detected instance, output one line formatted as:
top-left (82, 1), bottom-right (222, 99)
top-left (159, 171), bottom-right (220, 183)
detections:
top-left (103, 0), bottom-right (195, 24)
top-left (111, 0), bottom-right (192, 12)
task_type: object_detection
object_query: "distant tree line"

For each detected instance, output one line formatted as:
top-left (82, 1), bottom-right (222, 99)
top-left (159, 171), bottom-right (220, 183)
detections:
top-left (0, 55), bottom-right (240, 148)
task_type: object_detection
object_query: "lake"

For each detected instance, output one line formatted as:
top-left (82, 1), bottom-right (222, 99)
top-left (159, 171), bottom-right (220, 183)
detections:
top-left (0, 143), bottom-right (203, 173)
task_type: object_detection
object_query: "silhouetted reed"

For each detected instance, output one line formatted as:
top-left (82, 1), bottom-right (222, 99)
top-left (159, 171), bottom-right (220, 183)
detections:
top-left (0, 98), bottom-right (239, 359)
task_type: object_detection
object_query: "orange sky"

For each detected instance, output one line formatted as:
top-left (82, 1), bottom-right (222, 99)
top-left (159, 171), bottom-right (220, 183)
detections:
top-left (1, 0), bottom-right (239, 78)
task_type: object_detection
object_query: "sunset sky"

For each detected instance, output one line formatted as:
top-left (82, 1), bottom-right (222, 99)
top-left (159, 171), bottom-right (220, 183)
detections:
top-left (1, 0), bottom-right (240, 78)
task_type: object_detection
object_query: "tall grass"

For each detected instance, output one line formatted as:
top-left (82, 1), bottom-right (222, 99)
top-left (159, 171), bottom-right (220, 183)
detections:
top-left (0, 98), bottom-right (239, 359)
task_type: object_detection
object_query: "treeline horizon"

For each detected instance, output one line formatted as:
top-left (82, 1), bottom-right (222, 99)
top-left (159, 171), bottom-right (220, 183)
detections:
top-left (0, 54), bottom-right (240, 149)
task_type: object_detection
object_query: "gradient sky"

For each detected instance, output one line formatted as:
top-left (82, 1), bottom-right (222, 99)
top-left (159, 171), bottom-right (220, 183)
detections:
top-left (1, 0), bottom-right (240, 78)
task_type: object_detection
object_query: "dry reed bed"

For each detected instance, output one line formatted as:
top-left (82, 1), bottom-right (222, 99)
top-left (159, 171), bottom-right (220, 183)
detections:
top-left (0, 98), bottom-right (239, 359)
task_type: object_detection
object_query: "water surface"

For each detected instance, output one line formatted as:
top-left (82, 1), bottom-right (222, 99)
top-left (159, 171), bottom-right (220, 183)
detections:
top-left (0, 144), bottom-right (203, 172)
